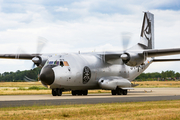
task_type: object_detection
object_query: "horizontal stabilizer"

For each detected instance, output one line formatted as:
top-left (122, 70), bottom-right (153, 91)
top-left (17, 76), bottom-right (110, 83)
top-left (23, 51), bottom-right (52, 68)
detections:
top-left (153, 59), bottom-right (180, 62)
top-left (144, 48), bottom-right (180, 57)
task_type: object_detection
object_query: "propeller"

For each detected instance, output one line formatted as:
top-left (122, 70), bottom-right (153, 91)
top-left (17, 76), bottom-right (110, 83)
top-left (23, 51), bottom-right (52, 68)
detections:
top-left (121, 32), bottom-right (132, 63)
top-left (15, 37), bottom-right (47, 82)
top-left (24, 76), bottom-right (37, 82)
top-left (120, 32), bottom-right (145, 72)
top-left (120, 32), bottom-right (132, 77)
top-left (31, 37), bottom-right (47, 69)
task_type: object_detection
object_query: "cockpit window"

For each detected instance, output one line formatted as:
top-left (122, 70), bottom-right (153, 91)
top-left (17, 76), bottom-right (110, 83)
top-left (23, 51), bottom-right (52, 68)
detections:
top-left (46, 60), bottom-right (69, 67)
top-left (60, 61), bottom-right (64, 67)
top-left (54, 61), bottom-right (59, 65)
top-left (46, 61), bottom-right (59, 65)
top-left (49, 61), bottom-right (54, 65)
top-left (45, 60), bottom-right (49, 65)
top-left (63, 61), bottom-right (69, 66)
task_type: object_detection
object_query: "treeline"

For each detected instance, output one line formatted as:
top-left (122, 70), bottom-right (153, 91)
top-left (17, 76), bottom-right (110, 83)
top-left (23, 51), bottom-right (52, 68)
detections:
top-left (0, 69), bottom-right (180, 82)
top-left (135, 70), bottom-right (180, 81)
top-left (0, 68), bottom-right (40, 82)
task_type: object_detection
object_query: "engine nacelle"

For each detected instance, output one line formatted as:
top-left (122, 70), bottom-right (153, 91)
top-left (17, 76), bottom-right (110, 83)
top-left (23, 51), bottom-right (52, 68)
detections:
top-left (121, 52), bottom-right (145, 67)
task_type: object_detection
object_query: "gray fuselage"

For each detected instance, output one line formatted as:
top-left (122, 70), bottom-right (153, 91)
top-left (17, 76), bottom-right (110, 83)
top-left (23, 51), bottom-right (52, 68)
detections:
top-left (40, 53), bottom-right (152, 91)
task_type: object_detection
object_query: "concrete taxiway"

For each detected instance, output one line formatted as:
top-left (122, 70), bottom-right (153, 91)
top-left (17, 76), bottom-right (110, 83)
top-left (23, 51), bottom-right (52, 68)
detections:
top-left (0, 88), bottom-right (180, 108)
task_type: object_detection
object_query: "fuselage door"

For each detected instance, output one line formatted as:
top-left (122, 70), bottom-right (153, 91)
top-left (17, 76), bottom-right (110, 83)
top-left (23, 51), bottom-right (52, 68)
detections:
top-left (63, 61), bottom-right (71, 81)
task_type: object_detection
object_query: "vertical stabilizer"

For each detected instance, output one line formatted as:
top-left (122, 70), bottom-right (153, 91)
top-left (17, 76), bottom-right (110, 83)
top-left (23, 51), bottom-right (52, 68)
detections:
top-left (138, 12), bottom-right (154, 49)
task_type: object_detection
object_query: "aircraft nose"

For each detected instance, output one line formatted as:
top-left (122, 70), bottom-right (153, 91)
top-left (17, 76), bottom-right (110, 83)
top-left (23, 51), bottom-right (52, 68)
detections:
top-left (39, 66), bottom-right (55, 85)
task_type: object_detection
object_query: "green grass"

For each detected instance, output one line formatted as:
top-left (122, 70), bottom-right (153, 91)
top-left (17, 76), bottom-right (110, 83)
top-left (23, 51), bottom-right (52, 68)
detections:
top-left (28, 86), bottom-right (48, 90)
top-left (18, 87), bottom-right (26, 90)
top-left (16, 86), bottom-right (48, 90)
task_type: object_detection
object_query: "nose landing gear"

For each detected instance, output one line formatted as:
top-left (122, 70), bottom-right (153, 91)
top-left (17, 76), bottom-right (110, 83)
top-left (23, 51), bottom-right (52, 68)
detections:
top-left (52, 88), bottom-right (62, 96)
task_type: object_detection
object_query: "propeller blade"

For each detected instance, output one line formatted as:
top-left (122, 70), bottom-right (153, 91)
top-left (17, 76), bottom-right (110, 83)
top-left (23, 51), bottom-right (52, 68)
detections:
top-left (32, 63), bottom-right (36, 69)
top-left (37, 36), bottom-right (47, 54)
top-left (121, 32), bottom-right (132, 52)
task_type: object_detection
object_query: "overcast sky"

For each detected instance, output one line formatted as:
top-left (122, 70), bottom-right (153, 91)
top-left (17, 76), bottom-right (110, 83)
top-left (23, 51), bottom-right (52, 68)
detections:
top-left (0, 0), bottom-right (180, 73)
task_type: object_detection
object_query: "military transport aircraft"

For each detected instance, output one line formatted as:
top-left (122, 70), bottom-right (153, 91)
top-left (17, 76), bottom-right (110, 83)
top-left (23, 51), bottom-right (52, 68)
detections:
top-left (0, 12), bottom-right (180, 96)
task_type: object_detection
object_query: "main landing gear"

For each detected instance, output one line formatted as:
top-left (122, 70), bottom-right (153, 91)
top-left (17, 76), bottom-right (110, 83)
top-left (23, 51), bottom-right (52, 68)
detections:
top-left (111, 87), bottom-right (127, 95)
top-left (51, 89), bottom-right (88, 96)
top-left (71, 90), bottom-right (88, 96)
top-left (52, 88), bottom-right (62, 96)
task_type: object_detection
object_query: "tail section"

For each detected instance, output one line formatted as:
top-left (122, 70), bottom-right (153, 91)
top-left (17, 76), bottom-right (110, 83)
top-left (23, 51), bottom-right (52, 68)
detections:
top-left (138, 12), bottom-right (154, 49)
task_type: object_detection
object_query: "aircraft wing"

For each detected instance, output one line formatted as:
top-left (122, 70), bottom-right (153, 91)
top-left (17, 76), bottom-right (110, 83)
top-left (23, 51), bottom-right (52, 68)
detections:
top-left (98, 48), bottom-right (180, 61)
top-left (0, 54), bottom-right (41, 60)
top-left (143, 48), bottom-right (180, 57)
top-left (96, 51), bottom-right (122, 61)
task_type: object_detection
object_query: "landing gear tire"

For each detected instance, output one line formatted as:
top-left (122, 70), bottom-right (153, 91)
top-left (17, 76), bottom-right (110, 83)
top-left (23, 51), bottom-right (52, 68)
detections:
top-left (77, 90), bottom-right (83, 95)
top-left (52, 88), bottom-right (62, 96)
top-left (122, 90), bottom-right (127, 95)
top-left (111, 90), bottom-right (116, 95)
top-left (116, 88), bottom-right (123, 95)
top-left (57, 89), bottom-right (62, 96)
top-left (52, 89), bottom-right (57, 96)
top-left (71, 90), bottom-right (88, 96)
top-left (82, 90), bottom-right (88, 95)
top-left (72, 90), bottom-right (77, 96)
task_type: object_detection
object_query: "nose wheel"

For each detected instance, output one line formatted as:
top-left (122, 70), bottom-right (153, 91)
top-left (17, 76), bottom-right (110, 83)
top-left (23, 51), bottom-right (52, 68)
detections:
top-left (52, 88), bottom-right (62, 96)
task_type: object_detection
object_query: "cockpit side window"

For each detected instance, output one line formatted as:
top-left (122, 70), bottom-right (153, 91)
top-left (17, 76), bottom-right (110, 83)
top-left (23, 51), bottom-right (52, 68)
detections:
top-left (46, 60), bottom-right (69, 67)
top-left (45, 60), bottom-right (49, 65)
top-left (54, 61), bottom-right (59, 65)
top-left (60, 61), bottom-right (64, 67)
top-left (63, 61), bottom-right (69, 66)
top-left (49, 61), bottom-right (53, 64)
top-left (46, 60), bottom-right (59, 65)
